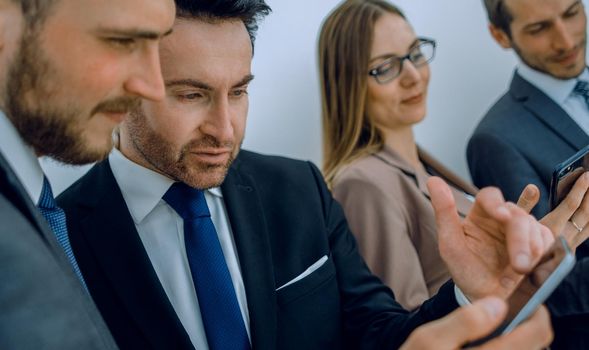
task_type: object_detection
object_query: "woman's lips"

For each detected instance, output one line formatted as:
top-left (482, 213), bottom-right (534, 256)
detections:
top-left (402, 93), bottom-right (424, 105)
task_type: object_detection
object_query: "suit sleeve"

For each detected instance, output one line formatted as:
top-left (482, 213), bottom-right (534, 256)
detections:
top-left (332, 173), bottom-right (430, 311)
top-left (307, 162), bottom-right (458, 349)
top-left (547, 257), bottom-right (589, 347)
top-left (467, 131), bottom-right (549, 218)
top-left (0, 194), bottom-right (117, 350)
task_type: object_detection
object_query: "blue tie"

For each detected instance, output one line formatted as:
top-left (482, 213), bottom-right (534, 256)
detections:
top-left (163, 182), bottom-right (250, 350)
top-left (37, 176), bottom-right (87, 290)
top-left (573, 80), bottom-right (589, 109)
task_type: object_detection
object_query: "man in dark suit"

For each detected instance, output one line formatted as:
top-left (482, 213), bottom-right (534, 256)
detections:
top-left (468, 0), bottom-right (588, 219)
top-left (468, 0), bottom-right (589, 348)
top-left (0, 0), bottom-right (175, 348)
top-left (58, 0), bottom-right (553, 349)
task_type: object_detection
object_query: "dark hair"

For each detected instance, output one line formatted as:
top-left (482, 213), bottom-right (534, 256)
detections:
top-left (483, 0), bottom-right (513, 37)
top-left (174, 0), bottom-right (271, 48)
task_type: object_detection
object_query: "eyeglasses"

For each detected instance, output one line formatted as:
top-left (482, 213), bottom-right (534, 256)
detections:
top-left (368, 37), bottom-right (436, 84)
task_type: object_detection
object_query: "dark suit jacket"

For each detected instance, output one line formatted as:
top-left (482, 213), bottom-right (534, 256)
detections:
top-left (467, 71), bottom-right (589, 219)
top-left (467, 71), bottom-right (589, 349)
top-left (57, 150), bottom-right (459, 350)
top-left (0, 152), bottom-right (117, 349)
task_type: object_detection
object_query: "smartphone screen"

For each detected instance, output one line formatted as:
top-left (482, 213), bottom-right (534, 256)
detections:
top-left (465, 236), bottom-right (575, 347)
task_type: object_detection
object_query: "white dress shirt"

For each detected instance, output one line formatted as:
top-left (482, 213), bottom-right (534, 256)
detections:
top-left (517, 63), bottom-right (589, 135)
top-left (0, 110), bottom-right (44, 203)
top-left (108, 149), bottom-right (250, 350)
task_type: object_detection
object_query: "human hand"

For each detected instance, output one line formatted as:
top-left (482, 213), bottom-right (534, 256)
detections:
top-left (427, 177), bottom-right (553, 300)
top-left (400, 297), bottom-right (553, 350)
top-left (517, 173), bottom-right (589, 251)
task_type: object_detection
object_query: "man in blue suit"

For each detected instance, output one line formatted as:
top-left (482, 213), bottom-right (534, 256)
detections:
top-left (0, 0), bottom-right (175, 348)
top-left (468, 0), bottom-right (589, 347)
top-left (468, 0), bottom-right (588, 219)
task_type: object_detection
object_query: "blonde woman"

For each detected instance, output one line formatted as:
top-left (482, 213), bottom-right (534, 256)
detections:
top-left (319, 0), bottom-right (589, 310)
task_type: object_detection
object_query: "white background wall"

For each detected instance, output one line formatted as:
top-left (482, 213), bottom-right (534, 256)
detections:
top-left (45, 0), bottom-right (522, 194)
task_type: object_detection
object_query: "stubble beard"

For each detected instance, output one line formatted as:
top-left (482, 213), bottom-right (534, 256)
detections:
top-left (125, 107), bottom-right (240, 190)
top-left (513, 37), bottom-right (587, 80)
top-left (4, 28), bottom-right (140, 165)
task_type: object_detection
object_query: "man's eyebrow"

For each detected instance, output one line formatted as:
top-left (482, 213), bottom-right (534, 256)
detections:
top-left (523, 0), bottom-right (582, 29)
top-left (165, 75), bottom-right (255, 90)
top-left (233, 74), bottom-right (255, 88)
top-left (95, 27), bottom-right (174, 40)
top-left (166, 79), bottom-right (213, 90)
top-left (563, 0), bottom-right (583, 15)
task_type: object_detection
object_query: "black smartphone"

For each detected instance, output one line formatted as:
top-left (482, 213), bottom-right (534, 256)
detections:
top-left (464, 236), bottom-right (575, 347)
top-left (549, 144), bottom-right (589, 210)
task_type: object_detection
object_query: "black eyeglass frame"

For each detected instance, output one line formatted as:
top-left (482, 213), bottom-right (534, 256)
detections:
top-left (368, 37), bottom-right (437, 84)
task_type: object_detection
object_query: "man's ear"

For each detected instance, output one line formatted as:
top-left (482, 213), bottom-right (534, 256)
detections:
top-left (489, 23), bottom-right (512, 49)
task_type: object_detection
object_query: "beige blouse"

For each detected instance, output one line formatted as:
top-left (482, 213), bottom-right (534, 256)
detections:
top-left (332, 145), bottom-right (477, 310)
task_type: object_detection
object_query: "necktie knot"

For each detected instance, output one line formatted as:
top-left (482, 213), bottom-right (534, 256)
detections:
top-left (38, 176), bottom-right (57, 209)
top-left (573, 80), bottom-right (589, 98)
top-left (163, 182), bottom-right (210, 220)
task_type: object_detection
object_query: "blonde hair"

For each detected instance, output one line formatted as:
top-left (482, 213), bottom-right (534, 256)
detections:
top-left (319, 0), bottom-right (405, 187)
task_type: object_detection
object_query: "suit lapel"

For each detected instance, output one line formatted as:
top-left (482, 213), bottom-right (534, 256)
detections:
top-left (77, 161), bottom-right (193, 349)
top-left (0, 152), bottom-right (89, 278)
top-left (0, 152), bottom-right (52, 240)
top-left (221, 161), bottom-right (277, 350)
top-left (511, 72), bottom-right (589, 150)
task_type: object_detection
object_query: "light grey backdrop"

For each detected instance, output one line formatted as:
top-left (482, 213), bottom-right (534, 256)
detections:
top-left (44, 0), bottom-right (522, 194)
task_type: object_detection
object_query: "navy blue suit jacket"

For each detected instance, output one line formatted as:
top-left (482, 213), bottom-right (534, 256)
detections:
top-left (57, 150), bottom-right (459, 350)
top-left (467, 71), bottom-right (589, 218)
top-left (0, 152), bottom-right (117, 349)
top-left (468, 71), bottom-right (589, 348)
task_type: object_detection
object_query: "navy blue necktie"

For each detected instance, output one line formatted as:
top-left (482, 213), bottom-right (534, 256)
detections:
top-left (37, 176), bottom-right (87, 290)
top-left (163, 182), bottom-right (250, 350)
top-left (573, 80), bottom-right (589, 109)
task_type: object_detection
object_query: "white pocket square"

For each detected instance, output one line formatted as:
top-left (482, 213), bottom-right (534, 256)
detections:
top-left (276, 255), bottom-right (328, 291)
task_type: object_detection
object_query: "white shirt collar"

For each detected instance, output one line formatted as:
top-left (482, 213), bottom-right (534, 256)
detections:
top-left (108, 148), bottom-right (223, 224)
top-left (0, 110), bottom-right (44, 203)
top-left (517, 62), bottom-right (589, 105)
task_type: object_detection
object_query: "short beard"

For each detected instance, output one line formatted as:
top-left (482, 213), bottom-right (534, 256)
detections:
top-left (124, 107), bottom-right (239, 190)
top-left (4, 27), bottom-right (139, 165)
top-left (512, 38), bottom-right (587, 80)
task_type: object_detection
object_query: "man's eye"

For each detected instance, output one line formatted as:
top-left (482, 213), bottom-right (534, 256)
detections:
top-left (108, 37), bottom-right (136, 49)
top-left (564, 8), bottom-right (580, 18)
top-left (526, 25), bottom-right (546, 35)
top-left (231, 89), bottom-right (248, 97)
top-left (179, 93), bottom-right (203, 100)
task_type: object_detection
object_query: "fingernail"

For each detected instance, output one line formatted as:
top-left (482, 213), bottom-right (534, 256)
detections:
top-left (524, 186), bottom-right (533, 197)
top-left (481, 298), bottom-right (504, 319)
top-left (515, 253), bottom-right (530, 269)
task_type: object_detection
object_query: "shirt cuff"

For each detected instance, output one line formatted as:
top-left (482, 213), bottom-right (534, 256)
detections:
top-left (454, 285), bottom-right (471, 306)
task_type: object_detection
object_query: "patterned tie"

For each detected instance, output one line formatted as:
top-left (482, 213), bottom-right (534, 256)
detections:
top-left (573, 80), bottom-right (589, 109)
top-left (163, 182), bottom-right (250, 350)
top-left (37, 176), bottom-right (88, 290)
